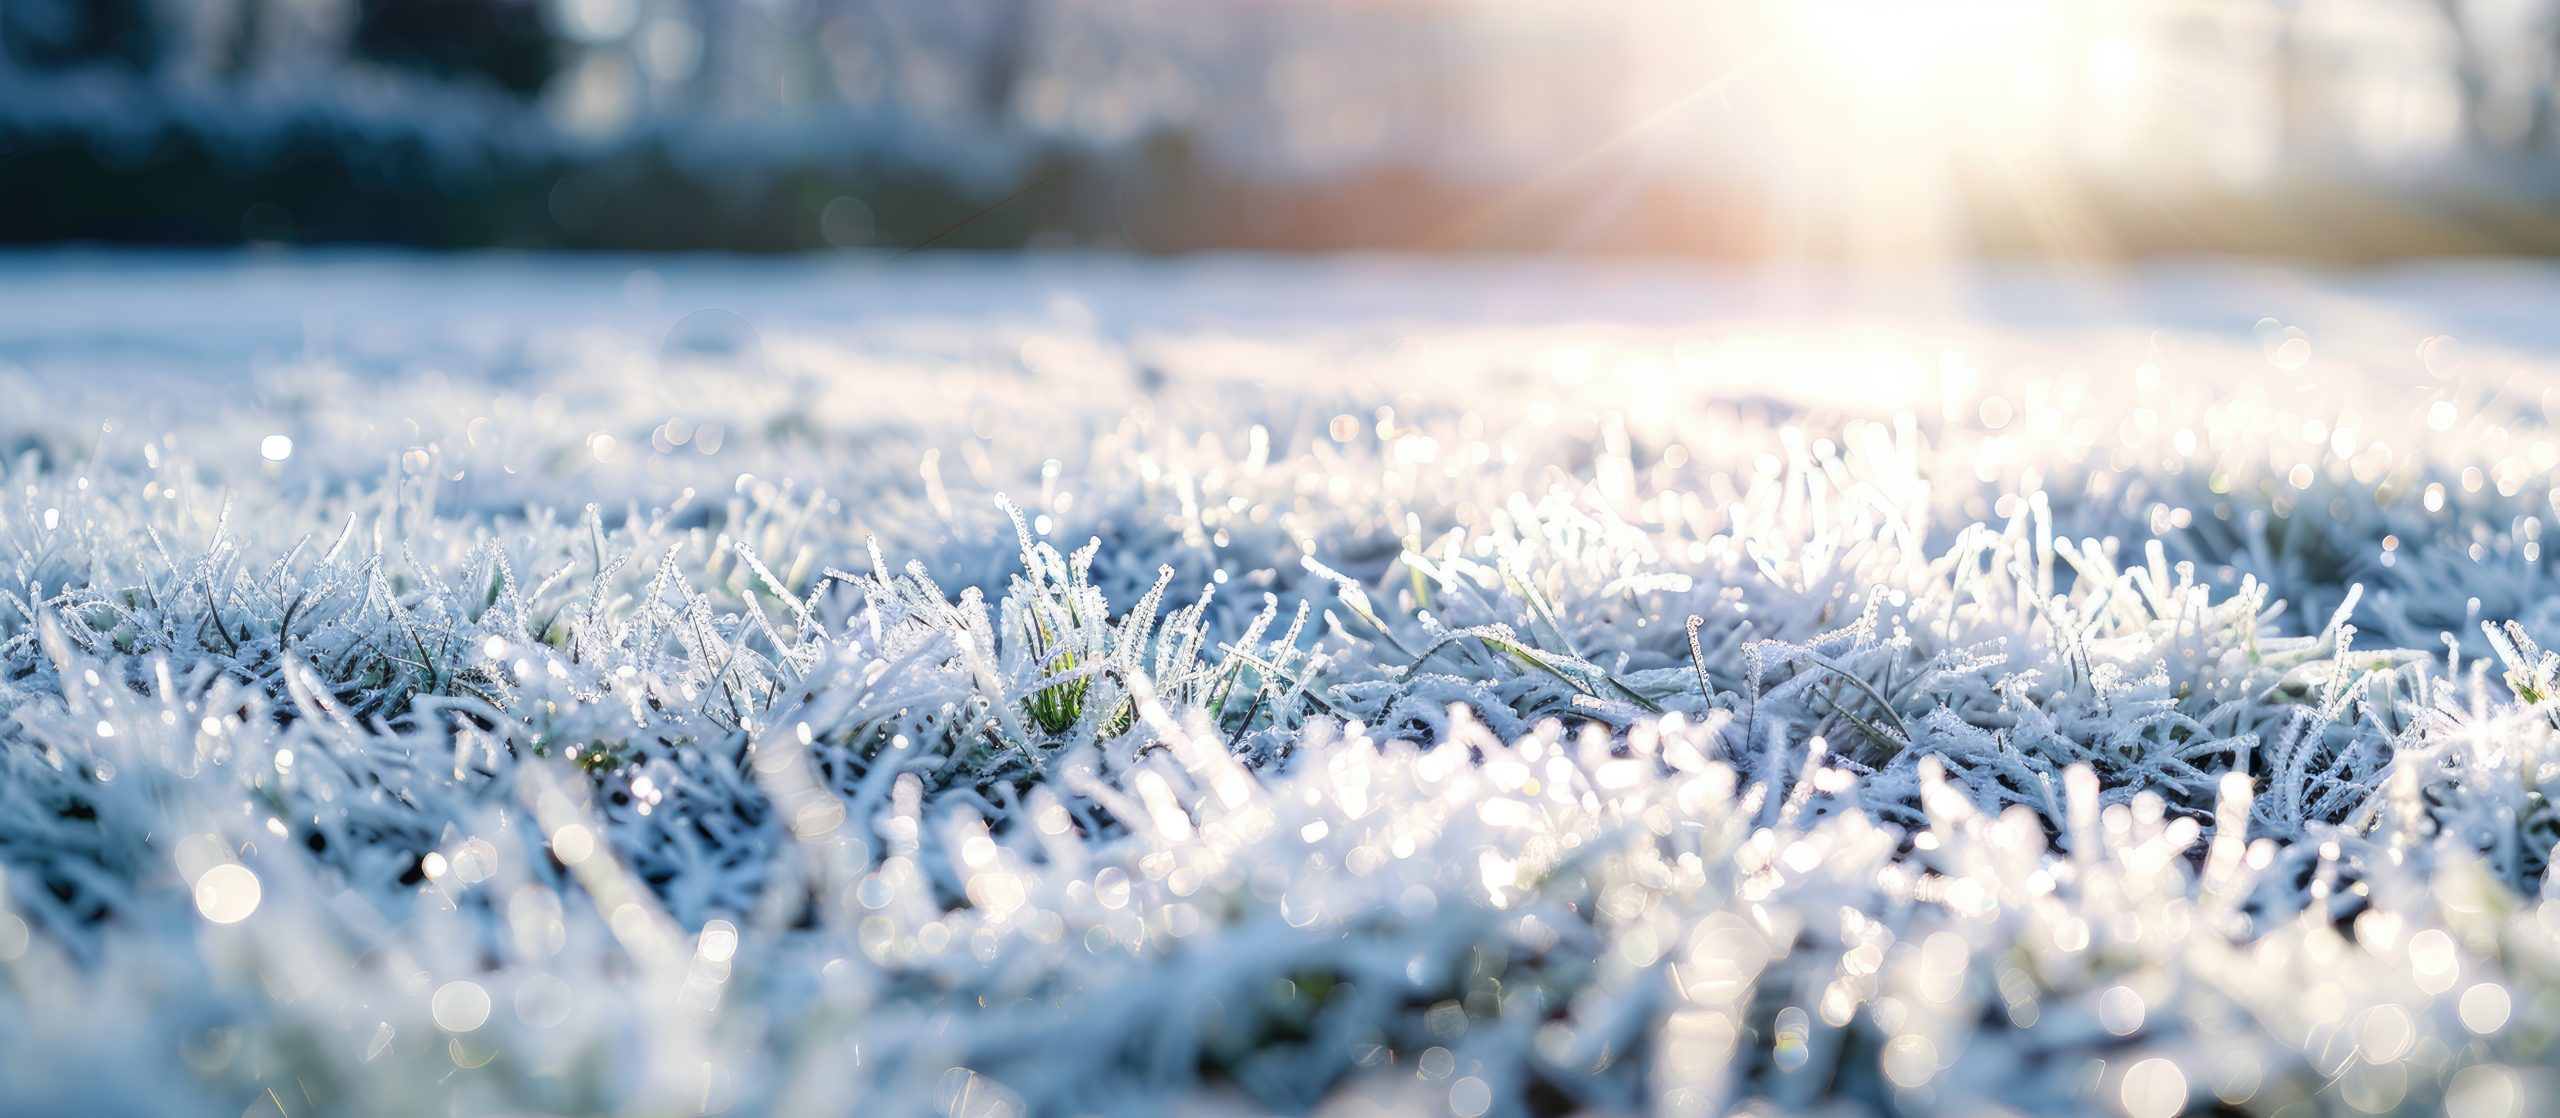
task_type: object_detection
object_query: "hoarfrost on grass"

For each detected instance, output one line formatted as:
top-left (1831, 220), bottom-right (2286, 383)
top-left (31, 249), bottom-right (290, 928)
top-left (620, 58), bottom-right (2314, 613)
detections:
top-left (1, 256), bottom-right (2559, 1115)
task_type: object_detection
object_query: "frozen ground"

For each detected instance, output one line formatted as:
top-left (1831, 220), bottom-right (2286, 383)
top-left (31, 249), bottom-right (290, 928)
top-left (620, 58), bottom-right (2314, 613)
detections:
top-left (4, 251), bottom-right (2560, 1116)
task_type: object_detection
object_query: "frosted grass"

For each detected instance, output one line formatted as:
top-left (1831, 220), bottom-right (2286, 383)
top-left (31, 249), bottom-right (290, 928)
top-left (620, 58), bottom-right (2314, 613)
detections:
top-left (0, 256), bottom-right (2558, 1115)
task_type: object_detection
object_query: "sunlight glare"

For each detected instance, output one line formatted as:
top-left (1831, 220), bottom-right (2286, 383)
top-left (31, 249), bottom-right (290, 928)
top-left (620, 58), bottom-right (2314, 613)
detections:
top-left (1778, 0), bottom-right (2069, 148)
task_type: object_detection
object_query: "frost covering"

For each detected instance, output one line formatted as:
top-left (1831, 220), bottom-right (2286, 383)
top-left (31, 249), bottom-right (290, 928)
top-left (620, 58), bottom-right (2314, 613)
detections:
top-left (0, 256), bottom-right (2555, 1116)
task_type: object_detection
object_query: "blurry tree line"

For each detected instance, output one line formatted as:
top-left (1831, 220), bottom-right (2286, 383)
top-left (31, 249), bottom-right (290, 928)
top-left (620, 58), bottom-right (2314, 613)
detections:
top-left (3, 0), bottom-right (553, 91)
top-left (2416, 0), bottom-right (2560, 152)
top-left (8, 0), bottom-right (2560, 257)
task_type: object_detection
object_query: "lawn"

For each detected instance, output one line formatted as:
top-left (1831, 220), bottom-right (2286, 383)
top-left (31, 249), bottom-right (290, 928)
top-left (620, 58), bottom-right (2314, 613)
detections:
top-left (0, 252), bottom-right (2552, 1116)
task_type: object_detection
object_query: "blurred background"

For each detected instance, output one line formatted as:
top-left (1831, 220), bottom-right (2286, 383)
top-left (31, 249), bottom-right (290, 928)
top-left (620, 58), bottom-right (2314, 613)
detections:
top-left (6, 0), bottom-right (2560, 260)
